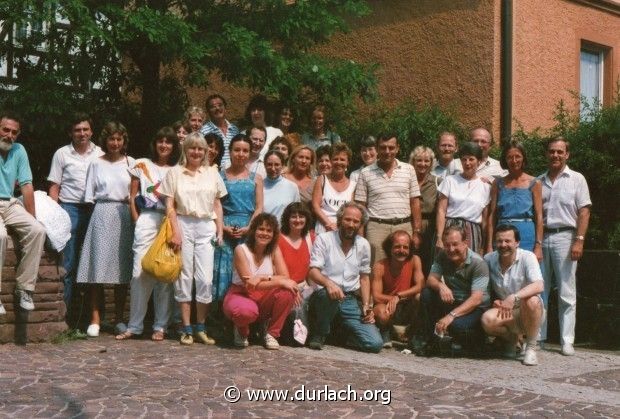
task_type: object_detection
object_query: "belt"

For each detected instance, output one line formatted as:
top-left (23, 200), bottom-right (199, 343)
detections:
top-left (0, 197), bottom-right (11, 201)
top-left (369, 216), bottom-right (411, 225)
top-left (499, 218), bottom-right (533, 223)
top-left (544, 226), bottom-right (575, 233)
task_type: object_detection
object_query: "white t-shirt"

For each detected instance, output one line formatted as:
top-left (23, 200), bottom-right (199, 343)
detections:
top-left (84, 156), bottom-right (135, 203)
top-left (484, 248), bottom-right (543, 300)
top-left (47, 142), bottom-right (104, 203)
top-left (438, 174), bottom-right (491, 223)
top-left (128, 158), bottom-right (172, 211)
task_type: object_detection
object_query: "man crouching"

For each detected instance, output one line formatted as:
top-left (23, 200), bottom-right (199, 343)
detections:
top-left (483, 224), bottom-right (544, 366)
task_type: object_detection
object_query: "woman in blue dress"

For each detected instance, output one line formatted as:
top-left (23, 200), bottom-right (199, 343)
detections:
top-left (213, 134), bottom-right (263, 301)
top-left (487, 140), bottom-right (543, 260)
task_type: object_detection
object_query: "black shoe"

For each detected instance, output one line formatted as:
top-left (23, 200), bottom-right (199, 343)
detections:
top-left (409, 335), bottom-right (427, 355)
top-left (308, 335), bottom-right (326, 350)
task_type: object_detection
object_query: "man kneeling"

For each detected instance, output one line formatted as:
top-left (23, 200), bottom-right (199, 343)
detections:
top-left (372, 230), bottom-right (424, 348)
top-left (483, 224), bottom-right (544, 366)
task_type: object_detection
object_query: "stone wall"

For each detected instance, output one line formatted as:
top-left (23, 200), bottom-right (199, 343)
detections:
top-left (0, 239), bottom-right (67, 343)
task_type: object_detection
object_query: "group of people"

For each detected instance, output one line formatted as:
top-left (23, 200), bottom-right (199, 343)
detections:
top-left (0, 95), bottom-right (591, 367)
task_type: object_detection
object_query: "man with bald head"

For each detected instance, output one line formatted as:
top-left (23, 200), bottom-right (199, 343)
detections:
top-left (469, 127), bottom-right (506, 182)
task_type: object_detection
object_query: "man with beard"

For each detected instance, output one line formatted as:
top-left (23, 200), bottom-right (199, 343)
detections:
top-left (0, 112), bottom-right (46, 315)
top-left (307, 202), bottom-right (383, 353)
top-left (421, 225), bottom-right (489, 353)
top-left (482, 224), bottom-right (544, 366)
top-left (431, 131), bottom-right (462, 180)
top-left (371, 230), bottom-right (424, 348)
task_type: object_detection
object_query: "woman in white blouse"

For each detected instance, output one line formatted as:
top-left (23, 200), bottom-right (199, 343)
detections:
top-left (77, 122), bottom-right (135, 338)
top-left (435, 142), bottom-right (491, 254)
top-left (159, 132), bottom-right (226, 346)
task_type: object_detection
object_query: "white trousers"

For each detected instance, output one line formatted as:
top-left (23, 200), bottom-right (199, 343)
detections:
top-left (540, 230), bottom-right (577, 345)
top-left (174, 215), bottom-right (216, 304)
top-left (127, 211), bottom-right (173, 334)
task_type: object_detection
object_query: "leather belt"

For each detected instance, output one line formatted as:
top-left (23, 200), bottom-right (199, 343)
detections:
top-left (369, 216), bottom-right (411, 225)
top-left (544, 226), bottom-right (575, 234)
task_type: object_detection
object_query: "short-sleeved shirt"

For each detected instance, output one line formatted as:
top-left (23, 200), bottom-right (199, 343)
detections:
top-left (159, 164), bottom-right (227, 219)
top-left (484, 248), bottom-right (543, 300)
top-left (47, 142), bottom-right (103, 203)
top-left (309, 230), bottom-right (371, 292)
top-left (0, 143), bottom-right (32, 198)
top-left (301, 130), bottom-right (341, 150)
top-left (84, 157), bottom-right (135, 203)
top-left (200, 120), bottom-right (239, 168)
top-left (354, 160), bottom-right (421, 219)
top-left (438, 174), bottom-right (491, 223)
top-left (476, 157), bottom-right (507, 182)
top-left (540, 165), bottom-right (591, 229)
top-left (127, 158), bottom-right (172, 211)
top-left (263, 176), bottom-right (300, 224)
top-left (431, 158), bottom-right (462, 181)
top-left (430, 249), bottom-right (490, 306)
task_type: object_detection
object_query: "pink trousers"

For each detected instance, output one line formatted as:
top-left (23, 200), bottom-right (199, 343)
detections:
top-left (223, 284), bottom-right (295, 338)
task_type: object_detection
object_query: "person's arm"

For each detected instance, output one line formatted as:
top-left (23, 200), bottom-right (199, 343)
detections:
top-left (252, 247), bottom-right (296, 291)
top-left (213, 196), bottom-right (224, 245)
top-left (435, 194), bottom-right (448, 249)
top-left (486, 180), bottom-right (499, 255)
top-left (496, 280), bottom-right (544, 318)
top-left (402, 255), bottom-right (425, 298)
top-left (165, 196), bottom-right (182, 251)
top-left (48, 182), bottom-right (60, 202)
top-left (312, 175), bottom-right (335, 231)
top-left (20, 183), bottom-right (36, 217)
top-left (410, 196), bottom-right (422, 250)
top-left (480, 204), bottom-right (490, 256)
top-left (238, 174), bottom-right (264, 237)
top-left (371, 260), bottom-right (389, 304)
top-left (435, 290), bottom-right (484, 334)
top-left (426, 271), bottom-right (454, 304)
top-left (360, 273), bottom-right (374, 323)
top-left (128, 177), bottom-right (140, 223)
top-left (308, 267), bottom-right (345, 301)
top-left (571, 206), bottom-right (590, 261)
top-left (531, 180), bottom-right (543, 261)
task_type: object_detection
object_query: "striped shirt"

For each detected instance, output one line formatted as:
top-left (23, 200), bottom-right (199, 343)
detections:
top-left (354, 159), bottom-right (421, 219)
top-left (200, 120), bottom-right (239, 168)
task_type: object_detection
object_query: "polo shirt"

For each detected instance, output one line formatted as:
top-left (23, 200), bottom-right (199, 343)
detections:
top-left (159, 164), bottom-right (227, 219)
top-left (430, 249), bottom-right (490, 306)
top-left (476, 157), bottom-right (506, 181)
top-left (0, 143), bottom-right (33, 198)
top-left (309, 230), bottom-right (371, 292)
top-left (484, 248), bottom-right (543, 300)
top-left (540, 165), bottom-right (591, 229)
top-left (47, 142), bottom-right (103, 203)
top-left (354, 159), bottom-right (421, 219)
top-left (431, 158), bottom-right (462, 180)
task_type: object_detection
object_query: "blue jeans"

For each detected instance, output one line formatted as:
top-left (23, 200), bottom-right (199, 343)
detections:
top-left (60, 202), bottom-right (93, 312)
top-left (421, 287), bottom-right (484, 344)
top-left (311, 288), bottom-right (383, 353)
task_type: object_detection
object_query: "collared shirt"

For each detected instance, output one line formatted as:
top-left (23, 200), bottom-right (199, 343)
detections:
top-left (263, 176), bottom-right (300, 224)
top-left (84, 156), bottom-right (135, 203)
top-left (47, 142), bottom-right (104, 203)
top-left (159, 164), bottom-right (227, 219)
top-left (301, 130), bottom-right (341, 150)
top-left (431, 158), bottom-right (462, 181)
top-left (484, 248), bottom-right (543, 300)
top-left (0, 143), bottom-right (32, 198)
top-left (200, 120), bottom-right (239, 168)
top-left (309, 230), bottom-right (371, 292)
top-left (430, 249), bottom-right (490, 306)
top-left (476, 157), bottom-right (507, 182)
top-left (247, 158), bottom-right (266, 179)
top-left (540, 165), bottom-right (591, 229)
top-left (354, 159), bottom-right (421, 219)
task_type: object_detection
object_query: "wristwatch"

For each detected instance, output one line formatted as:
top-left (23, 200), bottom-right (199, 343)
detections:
top-left (513, 294), bottom-right (521, 307)
top-left (575, 235), bottom-right (585, 241)
top-left (448, 311), bottom-right (457, 318)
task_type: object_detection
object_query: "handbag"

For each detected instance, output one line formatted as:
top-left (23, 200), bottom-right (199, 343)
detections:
top-left (141, 216), bottom-right (182, 283)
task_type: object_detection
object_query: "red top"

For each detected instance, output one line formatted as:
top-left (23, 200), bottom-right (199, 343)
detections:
top-left (378, 258), bottom-right (414, 295)
top-left (278, 234), bottom-right (313, 284)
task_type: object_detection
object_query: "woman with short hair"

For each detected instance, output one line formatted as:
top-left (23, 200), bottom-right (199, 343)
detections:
top-left (263, 150), bottom-right (300, 224)
top-left (283, 145), bottom-right (315, 205)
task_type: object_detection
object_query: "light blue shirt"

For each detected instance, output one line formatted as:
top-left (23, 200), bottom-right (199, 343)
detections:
top-left (0, 143), bottom-right (32, 198)
top-left (263, 176), bottom-right (300, 225)
top-left (310, 230), bottom-right (371, 292)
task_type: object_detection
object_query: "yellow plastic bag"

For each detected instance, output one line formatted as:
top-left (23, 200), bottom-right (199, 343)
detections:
top-left (141, 217), bottom-right (182, 283)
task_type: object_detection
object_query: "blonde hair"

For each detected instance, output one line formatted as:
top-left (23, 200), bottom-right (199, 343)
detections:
top-left (184, 106), bottom-right (206, 121)
top-left (287, 145), bottom-right (315, 177)
top-left (179, 132), bottom-right (209, 167)
top-left (409, 146), bottom-right (435, 167)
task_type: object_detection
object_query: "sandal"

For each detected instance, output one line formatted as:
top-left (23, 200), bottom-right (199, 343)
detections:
top-left (115, 331), bottom-right (134, 341)
top-left (151, 330), bottom-right (165, 341)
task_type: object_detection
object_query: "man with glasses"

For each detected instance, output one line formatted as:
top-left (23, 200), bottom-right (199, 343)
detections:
top-left (469, 127), bottom-right (506, 182)
top-left (0, 111), bottom-right (46, 315)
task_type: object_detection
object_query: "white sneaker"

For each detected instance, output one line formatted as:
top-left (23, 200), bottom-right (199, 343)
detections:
top-left (0, 301), bottom-right (6, 315)
top-left (17, 290), bottom-right (34, 311)
top-left (87, 324), bottom-right (100, 337)
top-left (522, 347), bottom-right (539, 366)
top-left (264, 333), bottom-right (280, 350)
top-left (234, 327), bottom-right (249, 348)
top-left (561, 343), bottom-right (575, 356)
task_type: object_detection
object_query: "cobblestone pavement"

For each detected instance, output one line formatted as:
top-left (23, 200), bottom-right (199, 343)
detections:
top-left (0, 336), bottom-right (618, 418)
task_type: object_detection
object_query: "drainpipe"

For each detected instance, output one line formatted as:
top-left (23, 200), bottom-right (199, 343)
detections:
top-left (500, 0), bottom-right (513, 144)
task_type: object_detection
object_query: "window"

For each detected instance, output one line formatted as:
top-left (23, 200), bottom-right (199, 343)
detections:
top-left (579, 41), bottom-right (611, 119)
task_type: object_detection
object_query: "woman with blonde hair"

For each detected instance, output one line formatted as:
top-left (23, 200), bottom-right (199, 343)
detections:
top-left (159, 132), bottom-right (226, 345)
top-left (283, 145), bottom-right (315, 204)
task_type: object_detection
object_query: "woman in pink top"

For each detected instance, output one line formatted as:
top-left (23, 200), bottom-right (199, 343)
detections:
top-left (223, 213), bottom-right (300, 350)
